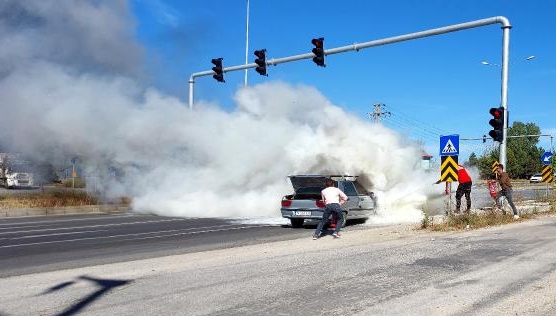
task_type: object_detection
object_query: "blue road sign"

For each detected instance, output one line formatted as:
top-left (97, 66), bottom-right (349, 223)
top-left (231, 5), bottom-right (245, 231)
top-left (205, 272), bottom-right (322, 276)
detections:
top-left (439, 135), bottom-right (459, 156)
top-left (541, 151), bottom-right (553, 166)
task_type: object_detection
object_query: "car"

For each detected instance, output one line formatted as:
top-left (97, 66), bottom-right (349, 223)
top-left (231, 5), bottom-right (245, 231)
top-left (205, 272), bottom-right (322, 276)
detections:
top-left (280, 175), bottom-right (377, 228)
top-left (529, 173), bottom-right (543, 183)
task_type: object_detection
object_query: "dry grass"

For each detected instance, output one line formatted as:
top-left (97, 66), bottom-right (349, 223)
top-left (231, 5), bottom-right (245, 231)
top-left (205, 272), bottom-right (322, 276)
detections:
top-left (0, 190), bottom-right (99, 209)
top-left (422, 199), bottom-right (556, 232)
top-left (58, 178), bottom-right (86, 188)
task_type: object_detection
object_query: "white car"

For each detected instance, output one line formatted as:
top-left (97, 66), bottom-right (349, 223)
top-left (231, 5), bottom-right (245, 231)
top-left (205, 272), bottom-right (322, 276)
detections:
top-left (529, 173), bottom-right (542, 183)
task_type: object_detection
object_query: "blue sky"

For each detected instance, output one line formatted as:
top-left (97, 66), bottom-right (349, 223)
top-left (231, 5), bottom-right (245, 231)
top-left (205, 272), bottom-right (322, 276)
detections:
top-left (130, 0), bottom-right (556, 161)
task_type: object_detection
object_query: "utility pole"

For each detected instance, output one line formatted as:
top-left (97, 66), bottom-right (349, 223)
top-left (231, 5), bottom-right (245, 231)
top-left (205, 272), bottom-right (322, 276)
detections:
top-left (369, 103), bottom-right (391, 123)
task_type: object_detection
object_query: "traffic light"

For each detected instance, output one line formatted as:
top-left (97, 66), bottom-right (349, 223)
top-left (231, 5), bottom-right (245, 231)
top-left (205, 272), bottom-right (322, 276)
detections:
top-left (311, 37), bottom-right (325, 67)
top-left (254, 49), bottom-right (268, 76)
top-left (211, 58), bottom-right (224, 82)
top-left (488, 107), bottom-right (504, 142)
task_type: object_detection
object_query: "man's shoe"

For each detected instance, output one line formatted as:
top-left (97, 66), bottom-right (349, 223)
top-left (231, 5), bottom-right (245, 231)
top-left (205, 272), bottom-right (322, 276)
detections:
top-left (332, 233), bottom-right (340, 238)
top-left (312, 235), bottom-right (319, 240)
top-left (513, 215), bottom-right (520, 220)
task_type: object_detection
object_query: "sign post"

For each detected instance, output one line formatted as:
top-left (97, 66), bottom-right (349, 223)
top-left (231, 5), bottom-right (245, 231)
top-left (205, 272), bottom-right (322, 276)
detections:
top-left (439, 135), bottom-right (459, 215)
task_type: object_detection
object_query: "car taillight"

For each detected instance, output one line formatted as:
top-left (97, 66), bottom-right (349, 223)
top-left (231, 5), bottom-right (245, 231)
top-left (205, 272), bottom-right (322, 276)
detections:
top-left (281, 199), bottom-right (292, 207)
top-left (316, 200), bottom-right (325, 208)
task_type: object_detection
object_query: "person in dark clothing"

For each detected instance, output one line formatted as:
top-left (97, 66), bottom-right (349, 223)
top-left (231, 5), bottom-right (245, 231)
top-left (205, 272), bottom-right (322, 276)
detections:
top-left (496, 164), bottom-right (519, 219)
top-left (455, 164), bottom-right (472, 212)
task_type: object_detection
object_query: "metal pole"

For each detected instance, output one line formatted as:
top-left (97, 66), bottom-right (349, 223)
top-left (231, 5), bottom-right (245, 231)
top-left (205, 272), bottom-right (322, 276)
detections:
top-left (244, 0), bottom-right (250, 86)
top-left (188, 16), bottom-right (512, 111)
top-left (499, 23), bottom-right (511, 169)
top-left (188, 77), bottom-right (194, 110)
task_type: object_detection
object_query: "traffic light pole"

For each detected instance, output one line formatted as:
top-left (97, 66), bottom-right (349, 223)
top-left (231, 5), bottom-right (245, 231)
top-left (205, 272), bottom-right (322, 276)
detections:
top-left (500, 21), bottom-right (511, 169)
top-left (188, 16), bottom-right (512, 166)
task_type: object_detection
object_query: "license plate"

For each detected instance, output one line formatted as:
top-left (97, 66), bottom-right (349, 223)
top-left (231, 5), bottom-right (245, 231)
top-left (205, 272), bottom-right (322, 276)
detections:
top-left (294, 211), bottom-right (311, 216)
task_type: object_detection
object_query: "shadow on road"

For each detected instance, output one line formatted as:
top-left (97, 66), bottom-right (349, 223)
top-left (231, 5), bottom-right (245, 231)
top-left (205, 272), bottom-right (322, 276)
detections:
top-left (40, 275), bottom-right (131, 316)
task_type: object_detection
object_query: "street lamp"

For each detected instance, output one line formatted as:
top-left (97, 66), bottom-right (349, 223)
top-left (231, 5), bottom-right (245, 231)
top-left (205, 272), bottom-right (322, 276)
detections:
top-left (481, 61), bottom-right (500, 67)
top-left (481, 55), bottom-right (535, 67)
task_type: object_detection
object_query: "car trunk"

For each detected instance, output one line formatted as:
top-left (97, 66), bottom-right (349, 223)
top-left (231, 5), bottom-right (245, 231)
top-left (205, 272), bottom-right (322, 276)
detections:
top-left (288, 175), bottom-right (328, 191)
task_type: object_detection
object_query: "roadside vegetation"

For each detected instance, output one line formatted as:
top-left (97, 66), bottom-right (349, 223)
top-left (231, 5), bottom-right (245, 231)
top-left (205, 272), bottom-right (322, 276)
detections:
top-left (0, 190), bottom-right (99, 209)
top-left (421, 195), bottom-right (556, 231)
top-left (58, 178), bottom-right (86, 188)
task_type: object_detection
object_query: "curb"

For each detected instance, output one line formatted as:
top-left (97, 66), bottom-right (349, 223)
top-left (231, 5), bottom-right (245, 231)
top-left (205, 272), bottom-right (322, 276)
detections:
top-left (0, 204), bottom-right (131, 218)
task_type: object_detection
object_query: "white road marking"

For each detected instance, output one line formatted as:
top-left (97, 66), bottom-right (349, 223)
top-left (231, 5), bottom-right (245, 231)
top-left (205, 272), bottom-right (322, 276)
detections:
top-left (0, 224), bottom-right (277, 249)
top-left (12, 229), bottom-right (111, 239)
top-left (0, 218), bottom-right (189, 235)
top-left (0, 213), bottom-right (137, 228)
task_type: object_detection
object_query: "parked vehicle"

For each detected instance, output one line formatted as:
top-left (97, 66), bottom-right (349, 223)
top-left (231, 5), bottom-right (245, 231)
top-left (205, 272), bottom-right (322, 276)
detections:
top-left (280, 175), bottom-right (377, 228)
top-left (529, 173), bottom-right (543, 183)
top-left (0, 153), bottom-right (35, 189)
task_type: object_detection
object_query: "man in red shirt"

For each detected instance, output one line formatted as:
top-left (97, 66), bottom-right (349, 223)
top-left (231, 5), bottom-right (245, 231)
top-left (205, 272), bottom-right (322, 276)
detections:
top-left (455, 164), bottom-right (472, 212)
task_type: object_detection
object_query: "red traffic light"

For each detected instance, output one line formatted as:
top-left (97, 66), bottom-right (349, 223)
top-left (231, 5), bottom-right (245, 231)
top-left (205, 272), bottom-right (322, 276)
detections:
top-left (254, 49), bottom-right (265, 59)
top-left (489, 107), bottom-right (502, 119)
top-left (488, 107), bottom-right (504, 142)
top-left (311, 38), bottom-right (323, 48)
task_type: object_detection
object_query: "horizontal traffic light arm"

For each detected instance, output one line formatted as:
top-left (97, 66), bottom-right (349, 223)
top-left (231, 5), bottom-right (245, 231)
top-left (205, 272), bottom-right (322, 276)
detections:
top-left (189, 16), bottom-right (511, 109)
top-left (191, 16), bottom-right (510, 80)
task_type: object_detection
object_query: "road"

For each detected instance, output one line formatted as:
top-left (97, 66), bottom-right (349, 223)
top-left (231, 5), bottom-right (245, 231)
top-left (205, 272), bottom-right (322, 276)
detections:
top-left (0, 213), bottom-right (346, 277)
top-left (1, 214), bottom-right (556, 315)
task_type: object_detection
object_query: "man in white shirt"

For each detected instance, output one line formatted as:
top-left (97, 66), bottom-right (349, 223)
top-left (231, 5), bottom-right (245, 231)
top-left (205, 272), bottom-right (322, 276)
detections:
top-left (313, 179), bottom-right (348, 240)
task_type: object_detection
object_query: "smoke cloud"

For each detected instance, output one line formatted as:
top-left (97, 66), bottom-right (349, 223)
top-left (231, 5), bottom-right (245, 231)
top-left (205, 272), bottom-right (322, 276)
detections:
top-left (0, 0), bottom-right (437, 224)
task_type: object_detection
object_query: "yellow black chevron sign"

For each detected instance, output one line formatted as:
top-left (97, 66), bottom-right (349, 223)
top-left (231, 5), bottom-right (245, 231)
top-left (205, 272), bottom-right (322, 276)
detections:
top-left (541, 166), bottom-right (553, 183)
top-left (492, 161), bottom-right (499, 174)
top-left (440, 156), bottom-right (458, 182)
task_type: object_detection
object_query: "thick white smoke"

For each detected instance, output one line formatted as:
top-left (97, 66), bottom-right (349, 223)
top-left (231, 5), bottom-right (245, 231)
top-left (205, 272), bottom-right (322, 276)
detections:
top-left (0, 0), bottom-right (438, 224)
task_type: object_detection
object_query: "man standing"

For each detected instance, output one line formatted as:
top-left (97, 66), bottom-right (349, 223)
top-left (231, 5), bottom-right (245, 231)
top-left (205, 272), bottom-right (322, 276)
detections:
top-left (313, 179), bottom-right (348, 240)
top-left (496, 164), bottom-right (519, 219)
top-left (455, 164), bottom-right (472, 212)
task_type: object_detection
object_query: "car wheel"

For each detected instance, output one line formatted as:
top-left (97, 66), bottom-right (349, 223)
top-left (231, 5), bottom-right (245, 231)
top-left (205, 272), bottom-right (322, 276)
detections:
top-left (290, 218), bottom-right (304, 228)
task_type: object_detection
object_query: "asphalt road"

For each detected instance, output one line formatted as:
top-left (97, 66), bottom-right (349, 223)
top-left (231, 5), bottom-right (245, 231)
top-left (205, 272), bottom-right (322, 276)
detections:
top-left (2, 215), bottom-right (556, 316)
top-left (0, 213), bottom-right (344, 277)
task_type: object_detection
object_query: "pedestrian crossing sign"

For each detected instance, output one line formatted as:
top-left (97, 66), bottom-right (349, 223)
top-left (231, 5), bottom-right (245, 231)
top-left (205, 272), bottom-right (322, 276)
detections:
top-left (439, 135), bottom-right (459, 156)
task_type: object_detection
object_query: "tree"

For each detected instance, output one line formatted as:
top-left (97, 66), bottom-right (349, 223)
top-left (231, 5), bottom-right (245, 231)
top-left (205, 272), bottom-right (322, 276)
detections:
top-left (471, 121), bottom-right (544, 179)
top-left (467, 152), bottom-right (479, 167)
top-left (475, 152), bottom-right (499, 180)
top-left (506, 122), bottom-right (544, 178)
